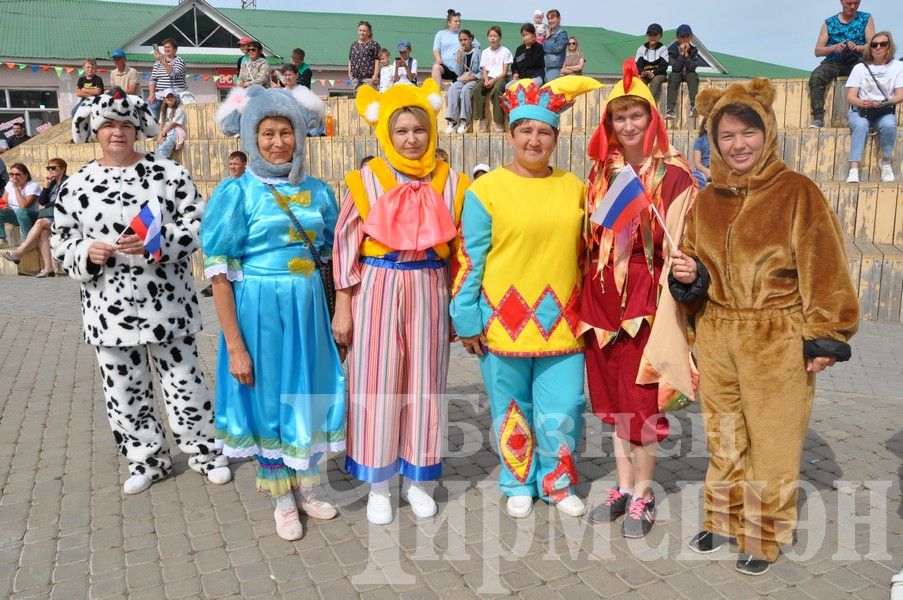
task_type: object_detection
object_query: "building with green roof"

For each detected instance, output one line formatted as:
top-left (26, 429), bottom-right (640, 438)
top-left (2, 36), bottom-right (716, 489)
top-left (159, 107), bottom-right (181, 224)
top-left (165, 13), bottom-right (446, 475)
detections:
top-left (0, 0), bottom-right (808, 139)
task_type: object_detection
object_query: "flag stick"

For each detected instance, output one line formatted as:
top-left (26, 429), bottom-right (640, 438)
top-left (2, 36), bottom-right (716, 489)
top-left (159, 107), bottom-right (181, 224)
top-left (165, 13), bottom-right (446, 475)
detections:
top-left (649, 202), bottom-right (677, 251)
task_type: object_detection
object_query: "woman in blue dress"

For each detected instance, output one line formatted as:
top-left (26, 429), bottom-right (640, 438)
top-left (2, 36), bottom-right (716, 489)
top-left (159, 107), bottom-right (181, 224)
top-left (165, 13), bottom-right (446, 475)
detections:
top-left (202, 85), bottom-right (345, 541)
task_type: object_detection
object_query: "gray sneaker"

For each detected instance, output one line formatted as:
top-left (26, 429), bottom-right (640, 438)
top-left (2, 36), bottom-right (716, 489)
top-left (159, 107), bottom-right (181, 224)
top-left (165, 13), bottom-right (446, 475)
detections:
top-left (808, 118), bottom-right (824, 128)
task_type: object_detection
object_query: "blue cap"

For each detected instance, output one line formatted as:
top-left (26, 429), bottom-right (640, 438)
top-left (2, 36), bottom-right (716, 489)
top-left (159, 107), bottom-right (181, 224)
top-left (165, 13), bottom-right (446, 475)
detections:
top-left (676, 24), bottom-right (693, 37)
top-left (111, 49), bottom-right (126, 59)
top-left (396, 40), bottom-right (411, 51)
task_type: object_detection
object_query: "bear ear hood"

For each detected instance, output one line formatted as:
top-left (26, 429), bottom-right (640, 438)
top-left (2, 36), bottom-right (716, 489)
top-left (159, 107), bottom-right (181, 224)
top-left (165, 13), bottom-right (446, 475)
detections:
top-left (702, 77), bottom-right (783, 190)
top-left (215, 85), bottom-right (325, 184)
top-left (354, 79), bottom-right (443, 178)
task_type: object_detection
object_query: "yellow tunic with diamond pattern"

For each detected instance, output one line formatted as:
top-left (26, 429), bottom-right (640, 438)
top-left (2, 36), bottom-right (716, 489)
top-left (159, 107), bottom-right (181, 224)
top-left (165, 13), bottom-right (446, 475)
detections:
top-left (451, 167), bottom-right (585, 356)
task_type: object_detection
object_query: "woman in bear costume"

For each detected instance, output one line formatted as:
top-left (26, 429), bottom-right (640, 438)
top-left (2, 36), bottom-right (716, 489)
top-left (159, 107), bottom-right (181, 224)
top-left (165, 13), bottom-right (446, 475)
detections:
top-left (670, 78), bottom-right (859, 575)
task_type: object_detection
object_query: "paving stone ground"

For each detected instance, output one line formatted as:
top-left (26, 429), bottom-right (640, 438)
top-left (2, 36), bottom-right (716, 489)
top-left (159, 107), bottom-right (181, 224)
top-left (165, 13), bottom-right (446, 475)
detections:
top-left (0, 276), bottom-right (900, 599)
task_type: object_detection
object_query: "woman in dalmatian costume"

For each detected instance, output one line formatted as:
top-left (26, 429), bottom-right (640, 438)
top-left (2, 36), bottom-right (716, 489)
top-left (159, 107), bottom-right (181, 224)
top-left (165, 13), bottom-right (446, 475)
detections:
top-left (51, 88), bottom-right (231, 495)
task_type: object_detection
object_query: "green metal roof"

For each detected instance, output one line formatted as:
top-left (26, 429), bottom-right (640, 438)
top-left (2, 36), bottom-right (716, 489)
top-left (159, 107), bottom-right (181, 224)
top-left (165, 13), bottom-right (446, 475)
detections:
top-left (0, 0), bottom-right (809, 78)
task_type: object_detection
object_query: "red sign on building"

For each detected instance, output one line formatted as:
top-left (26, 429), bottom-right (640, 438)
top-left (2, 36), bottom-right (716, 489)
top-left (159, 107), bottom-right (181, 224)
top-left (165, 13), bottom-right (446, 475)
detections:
top-left (215, 69), bottom-right (238, 89)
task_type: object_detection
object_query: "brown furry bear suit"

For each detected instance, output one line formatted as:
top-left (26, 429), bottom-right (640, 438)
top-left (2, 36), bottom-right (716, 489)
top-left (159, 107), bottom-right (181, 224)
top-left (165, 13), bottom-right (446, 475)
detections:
top-left (670, 78), bottom-right (860, 562)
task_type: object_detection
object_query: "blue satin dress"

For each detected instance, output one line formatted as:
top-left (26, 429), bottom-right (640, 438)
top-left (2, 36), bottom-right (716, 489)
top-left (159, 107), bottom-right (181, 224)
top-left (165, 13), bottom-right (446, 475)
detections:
top-left (201, 172), bottom-right (345, 495)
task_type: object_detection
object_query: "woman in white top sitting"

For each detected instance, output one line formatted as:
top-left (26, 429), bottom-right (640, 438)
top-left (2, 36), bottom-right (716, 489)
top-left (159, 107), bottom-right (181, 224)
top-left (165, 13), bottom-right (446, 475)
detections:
top-left (845, 31), bottom-right (903, 183)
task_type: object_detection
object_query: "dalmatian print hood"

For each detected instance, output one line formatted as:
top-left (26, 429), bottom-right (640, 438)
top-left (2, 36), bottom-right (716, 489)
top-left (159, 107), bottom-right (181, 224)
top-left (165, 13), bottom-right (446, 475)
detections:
top-left (71, 87), bottom-right (159, 143)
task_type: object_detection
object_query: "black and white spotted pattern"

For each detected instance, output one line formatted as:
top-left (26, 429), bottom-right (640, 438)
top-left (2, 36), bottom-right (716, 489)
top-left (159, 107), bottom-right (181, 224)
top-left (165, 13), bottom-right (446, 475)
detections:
top-left (95, 335), bottom-right (226, 479)
top-left (51, 154), bottom-right (203, 346)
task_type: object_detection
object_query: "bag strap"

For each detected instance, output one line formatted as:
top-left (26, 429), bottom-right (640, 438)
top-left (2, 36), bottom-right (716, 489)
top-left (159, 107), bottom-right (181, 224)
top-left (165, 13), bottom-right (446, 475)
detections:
top-left (863, 63), bottom-right (890, 102)
top-left (267, 184), bottom-right (328, 273)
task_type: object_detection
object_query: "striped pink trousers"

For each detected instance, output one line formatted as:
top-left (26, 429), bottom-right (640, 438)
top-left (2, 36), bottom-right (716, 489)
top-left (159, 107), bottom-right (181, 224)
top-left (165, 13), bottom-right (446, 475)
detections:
top-left (345, 261), bottom-right (450, 482)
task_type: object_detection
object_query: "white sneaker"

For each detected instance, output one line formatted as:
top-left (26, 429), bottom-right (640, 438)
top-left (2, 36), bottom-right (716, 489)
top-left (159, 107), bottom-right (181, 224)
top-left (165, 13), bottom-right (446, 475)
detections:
top-left (274, 505), bottom-right (303, 540)
top-left (556, 495), bottom-right (586, 517)
top-left (403, 482), bottom-right (437, 519)
top-left (506, 495), bottom-right (534, 518)
top-left (456, 121), bottom-right (469, 134)
top-left (444, 122), bottom-right (456, 134)
top-left (123, 474), bottom-right (152, 495)
top-left (367, 491), bottom-right (393, 525)
top-left (881, 163), bottom-right (895, 183)
top-left (846, 168), bottom-right (859, 183)
top-left (206, 466), bottom-right (232, 485)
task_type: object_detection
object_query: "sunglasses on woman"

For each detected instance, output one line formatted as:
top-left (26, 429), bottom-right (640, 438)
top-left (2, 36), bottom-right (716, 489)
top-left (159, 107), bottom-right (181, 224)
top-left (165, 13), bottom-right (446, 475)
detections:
top-left (870, 41), bottom-right (889, 48)
top-left (46, 165), bottom-right (59, 171)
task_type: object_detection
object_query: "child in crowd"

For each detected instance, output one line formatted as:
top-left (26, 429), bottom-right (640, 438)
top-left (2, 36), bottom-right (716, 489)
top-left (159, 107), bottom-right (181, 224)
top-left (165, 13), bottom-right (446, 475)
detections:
top-left (692, 117), bottom-right (711, 187)
top-left (394, 40), bottom-right (418, 85)
top-left (228, 151), bottom-right (247, 179)
top-left (155, 89), bottom-right (186, 159)
top-left (292, 48), bottom-right (313, 89)
top-left (666, 24), bottom-right (705, 119)
top-left (378, 48), bottom-right (394, 92)
top-left (435, 147), bottom-right (450, 162)
top-left (532, 10), bottom-right (548, 43)
top-left (636, 23), bottom-right (668, 103)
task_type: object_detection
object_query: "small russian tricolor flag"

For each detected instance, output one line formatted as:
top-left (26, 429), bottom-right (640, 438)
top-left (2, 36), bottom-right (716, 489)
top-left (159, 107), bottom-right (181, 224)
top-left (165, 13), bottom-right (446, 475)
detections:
top-left (590, 165), bottom-right (651, 232)
top-left (128, 198), bottom-right (163, 262)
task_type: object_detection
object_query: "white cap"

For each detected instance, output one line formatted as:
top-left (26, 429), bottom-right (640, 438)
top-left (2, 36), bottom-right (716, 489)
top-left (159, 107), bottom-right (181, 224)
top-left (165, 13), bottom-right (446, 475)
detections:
top-left (533, 9), bottom-right (544, 17)
top-left (472, 163), bottom-right (491, 177)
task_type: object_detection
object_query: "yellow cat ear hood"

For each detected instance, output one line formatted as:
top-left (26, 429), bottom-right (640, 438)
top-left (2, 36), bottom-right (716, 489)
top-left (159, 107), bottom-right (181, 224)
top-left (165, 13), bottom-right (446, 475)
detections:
top-left (355, 79), bottom-right (443, 178)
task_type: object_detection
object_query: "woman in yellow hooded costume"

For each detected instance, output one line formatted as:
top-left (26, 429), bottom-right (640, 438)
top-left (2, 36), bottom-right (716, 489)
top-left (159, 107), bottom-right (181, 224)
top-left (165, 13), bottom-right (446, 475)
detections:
top-left (670, 78), bottom-right (859, 575)
top-left (332, 79), bottom-right (469, 526)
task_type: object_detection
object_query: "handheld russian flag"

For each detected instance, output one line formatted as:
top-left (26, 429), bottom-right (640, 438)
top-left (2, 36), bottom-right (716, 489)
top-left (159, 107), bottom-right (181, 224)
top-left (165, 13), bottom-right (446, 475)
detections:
top-left (590, 164), bottom-right (651, 232)
top-left (128, 197), bottom-right (163, 262)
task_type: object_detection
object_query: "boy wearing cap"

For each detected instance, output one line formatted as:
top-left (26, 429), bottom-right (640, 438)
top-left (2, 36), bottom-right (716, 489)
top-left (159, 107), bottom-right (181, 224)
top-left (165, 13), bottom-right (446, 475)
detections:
top-left (109, 50), bottom-right (139, 95)
top-left (394, 41), bottom-right (418, 85)
top-left (236, 37), bottom-right (252, 71)
top-left (635, 24), bottom-right (668, 103)
top-left (666, 24), bottom-right (706, 119)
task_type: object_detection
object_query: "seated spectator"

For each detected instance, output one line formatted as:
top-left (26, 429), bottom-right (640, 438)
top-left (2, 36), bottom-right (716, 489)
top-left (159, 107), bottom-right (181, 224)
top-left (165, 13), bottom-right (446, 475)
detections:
top-left (512, 23), bottom-right (545, 85)
top-left (280, 64), bottom-right (300, 90)
top-left (1, 158), bottom-right (67, 277)
top-left (377, 48), bottom-right (394, 92)
top-left (155, 90), bottom-right (187, 159)
top-left (238, 41), bottom-right (271, 88)
top-left (692, 117), bottom-right (711, 188)
top-left (666, 24), bottom-right (705, 119)
top-left (148, 38), bottom-right (188, 119)
top-left (109, 49), bottom-right (139, 95)
top-left (542, 9), bottom-right (568, 81)
top-left (809, 1), bottom-right (876, 128)
top-left (0, 163), bottom-right (40, 244)
top-left (636, 23), bottom-right (668, 103)
top-left (6, 122), bottom-right (30, 149)
top-left (228, 151), bottom-right (247, 179)
top-left (532, 10), bottom-right (548, 43)
top-left (291, 48), bottom-right (312, 89)
top-left (72, 59), bottom-right (104, 117)
top-left (433, 9), bottom-right (465, 84)
top-left (237, 37), bottom-right (251, 71)
top-left (472, 26), bottom-right (513, 133)
top-left (0, 157), bottom-right (6, 189)
top-left (348, 21), bottom-right (380, 89)
top-left (472, 163), bottom-right (490, 179)
top-left (845, 31), bottom-right (902, 183)
top-left (445, 29), bottom-right (482, 133)
top-left (561, 36), bottom-right (585, 76)
top-left (394, 40), bottom-right (418, 85)
top-left (435, 147), bottom-right (450, 162)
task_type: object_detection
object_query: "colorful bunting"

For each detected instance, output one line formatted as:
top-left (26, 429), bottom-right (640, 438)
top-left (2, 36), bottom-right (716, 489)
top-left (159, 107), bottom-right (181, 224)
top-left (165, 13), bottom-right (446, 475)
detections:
top-left (54, 67), bottom-right (63, 77)
top-left (4, 63), bottom-right (13, 69)
top-left (77, 68), bottom-right (84, 76)
top-left (65, 67), bottom-right (74, 74)
top-left (30, 65), bottom-right (39, 73)
top-left (17, 64), bottom-right (26, 70)
top-left (203, 75), bottom-right (211, 81)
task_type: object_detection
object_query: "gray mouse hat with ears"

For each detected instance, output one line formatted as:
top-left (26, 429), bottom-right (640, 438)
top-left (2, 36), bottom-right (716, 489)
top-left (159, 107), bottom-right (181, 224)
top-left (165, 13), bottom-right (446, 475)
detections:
top-left (215, 84), bottom-right (326, 184)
